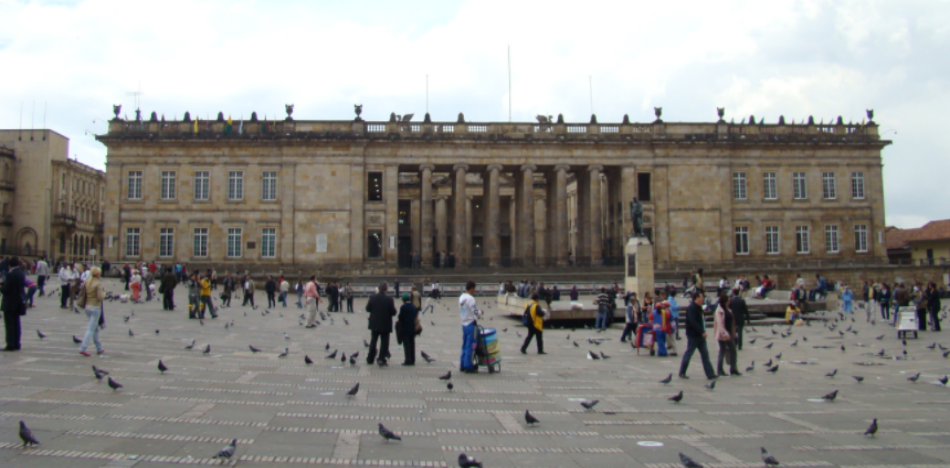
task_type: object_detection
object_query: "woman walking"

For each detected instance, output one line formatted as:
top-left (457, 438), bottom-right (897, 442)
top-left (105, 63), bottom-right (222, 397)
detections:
top-left (713, 293), bottom-right (740, 376)
top-left (841, 286), bottom-right (854, 314)
top-left (397, 292), bottom-right (419, 365)
top-left (78, 267), bottom-right (106, 357)
top-left (130, 268), bottom-right (142, 302)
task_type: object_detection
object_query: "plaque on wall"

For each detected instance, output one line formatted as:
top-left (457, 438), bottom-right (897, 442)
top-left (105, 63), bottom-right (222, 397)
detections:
top-left (627, 253), bottom-right (636, 277)
top-left (316, 233), bottom-right (327, 253)
top-left (246, 241), bottom-right (256, 250)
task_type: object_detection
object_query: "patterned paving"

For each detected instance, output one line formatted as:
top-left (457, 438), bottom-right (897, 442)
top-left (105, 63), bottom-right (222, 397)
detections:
top-left (1, 277), bottom-right (949, 468)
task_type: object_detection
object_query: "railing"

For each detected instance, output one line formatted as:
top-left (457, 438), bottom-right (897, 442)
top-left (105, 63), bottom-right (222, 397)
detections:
top-left (367, 124), bottom-right (386, 133)
top-left (566, 125), bottom-right (587, 133)
top-left (468, 125), bottom-right (487, 133)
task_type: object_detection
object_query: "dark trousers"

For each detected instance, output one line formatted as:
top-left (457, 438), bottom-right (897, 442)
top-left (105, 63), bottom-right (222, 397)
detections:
top-left (200, 296), bottom-right (216, 318)
top-left (243, 292), bottom-right (255, 307)
top-left (401, 334), bottom-right (415, 365)
top-left (346, 297), bottom-right (354, 313)
top-left (37, 275), bottom-right (46, 296)
top-left (3, 307), bottom-right (21, 350)
top-left (366, 331), bottom-right (391, 364)
top-left (267, 291), bottom-right (276, 308)
top-left (520, 326), bottom-right (543, 353)
top-left (917, 308), bottom-right (928, 331)
top-left (679, 336), bottom-right (716, 379)
top-left (60, 284), bottom-right (70, 308)
top-left (880, 302), bottom-right (890, 320)
top-left (716, 339), bottom-right (738, 375)
top-left (929, 306), bottom-right (942, 331)
top-left (222, 291), bottom-right (232, 307)
top-left (163, 291), bottom-right (175, 310)
top-left (735, 323), bottom-right (746, 350)
top-left (620, 323), bottom-right (636, 342)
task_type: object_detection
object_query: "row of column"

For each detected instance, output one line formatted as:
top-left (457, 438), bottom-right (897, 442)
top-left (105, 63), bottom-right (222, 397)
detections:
top-left (417, 163), bottom-right (607, 268)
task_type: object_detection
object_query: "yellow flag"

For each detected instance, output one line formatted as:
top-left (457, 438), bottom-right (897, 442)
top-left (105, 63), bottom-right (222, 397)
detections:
top-left (193, 118), bottom-right (198, 134)
top-left (227, 115), bottom-right (232, 126)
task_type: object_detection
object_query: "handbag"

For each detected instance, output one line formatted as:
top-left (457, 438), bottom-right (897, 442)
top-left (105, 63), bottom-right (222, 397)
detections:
top-left (414, 316), bottom-right (423, 335)
top-left (76, 283), bottom-right (88, 309)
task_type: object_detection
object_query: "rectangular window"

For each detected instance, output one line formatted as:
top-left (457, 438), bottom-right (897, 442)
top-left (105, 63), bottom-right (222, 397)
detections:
top-left (193, 228), bottom-right (208, 257)
top-left (194, 171), bottom-right (210, 200)
top-left (262, 171), bottom-right (278, 201)
top-left (160, 171), bottom-right (176, 200)
top-left (227, 228), bottom-right (242, 257)
top-left (854, 225), bottom-right (868, 253)
top-left (732, 172), bottom-right (747, 200)
top-left (851, 172), bottom-right (865, 199)
top-left (763, 172), bottom-right (777, 200)
top-left (228, 171), bottom-right (244, 200)
top-left (261, 228), bottom-right (276, 258)
top-left (159, 228), bottom-right (174, 257)
top-left (795, 226), bottom-right (810, 254)
top-left (825, 225), bottom-right (839, 253)
top-left (822, 172), bottom-right (836, 199)
top-left (128, 171), bottom-right (143, 200)
top-left (367, 229), bottom-right (383, 258)
top-left (368, 172), bottom-right (383, 202)
top-left (125, 227), bottom-right (140, 257)
top-left (734, 226), bottom-right (749, 254)
top-left (793, 172), bottom-right (807, 199)
top-left (766, 226), bottom-right (780, 254)
top-left (637, 173), bottom-right (652, 201)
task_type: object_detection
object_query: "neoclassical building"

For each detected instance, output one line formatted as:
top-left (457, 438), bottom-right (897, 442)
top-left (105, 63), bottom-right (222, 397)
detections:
top-left (97, 109), bottom-right (889, 274)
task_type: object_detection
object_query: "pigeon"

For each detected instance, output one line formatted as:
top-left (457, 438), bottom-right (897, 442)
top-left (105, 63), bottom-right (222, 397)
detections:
top-left (327, 342), bottom-right (331, 350)
top-left (213, 439), bottom-right (237, 459)
top-left (363, 340), bottom-right (369, 348)
top-left (803, 336), bottom-right (808, 341)
top-left (927, 342), bottom-right (937, 349)
top-left (92, 365), bottom-right (109, 376)
top-left (841, 345), bottom-right (846, 352)
top-left (525, 409), bottom-right (539, 425)
top-left (158, 360), bottom-right (168, 374)
top-left (378, 423), bottom-right (401, 442)
top-left (877, 348), bottom-right (886, 357)
top-left (908, 373), bottom-right (921, 382)
top-left (278, 348), bottom-right (289, 358)
top-left (284, 333), bottom-right (290, 340)
top-left (765, 359), bottom-right (773, 367)
top-left (865, 418), bottom-right (878, 437)
top-left (940, 376), bottom-right (949, 385)
top-left (327, 350), bottom-right (337, 359)
top-left (580, 399), bottom-right (599, 411)
top-left (341, 352), bottom-right (346, 362)
top-left (351, 351), bottom-right (359, 359)
top-left (853, 376), bottom-right (864, 383)
top-left (767, 365), bottom-right (779, 373)
top-left (185, 340), bottom-right (196, 350)
top-left (775, 353), bottom-right (782, 360)
top-left (249, 345), bottom-right (262, 353)
top-left (458, 453), bottom-right (484, 468)
top-left (749, 338), bottom-right (757, 345)
top-left (421, 351), bottom-right (435, 363)
top-left (19, 421), bottom-right (40, 447)
top-left (746, 361), bottom-right (755, 372)
top-left (765, 343), bottom-right (774, 349)
top-left (573, 341), bottom-right (579, 347)
top-left (588, 351), bottom-right (600, 360)
top-left (761, 447), bottom-right (779, 466)
top-left (107, 377), bottom-right (123, 392)
top-left (155, 329), bottom-right (160, 335)
top-left (943, 350), bottom-right (950, 358)
top-left (566, 334), bottom-right (570, 339)
top-left (447, 382), bottom-right (454, 391)
top-left (346, 382), bottom-right (360, 397)
top-left (92, 368), bottom-right (105, 380)
top-left (600, 351), bottom-right (611, 359)
top-left (705, 380), bottom-right (716, 390)
top-left (659, 373), bottom-right (673, 384)
top-left (679, 452), bottom-right (704, 468)
top-left (36, 330), bottom-right (45, 339)
top-left (123, 316), bottom-right (130, 323)
top-left (771, 329), bottom-right (778, 335)
top-left (941, 344), bottom-right (949, 351)
top-left (439, 371), bottom-right (452, 381)
top-left (203, 344), bottom-right (211, 354)
top-left (431, 321), bottom-right (436, 326)
top-left (822, 390), bottom-right (838, 402)
top-left (669, 391), bottom-right (684, 403)
top-left (826, 369), bottom-right (837, 377)
top-left (199, 319), bottom-right (204, 326)
top-left (791, 340), bottom-right (798, 347)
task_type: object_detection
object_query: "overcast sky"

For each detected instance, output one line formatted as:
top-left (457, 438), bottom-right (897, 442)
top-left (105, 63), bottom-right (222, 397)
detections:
top-left (0, 0), bottom-right (946, 228)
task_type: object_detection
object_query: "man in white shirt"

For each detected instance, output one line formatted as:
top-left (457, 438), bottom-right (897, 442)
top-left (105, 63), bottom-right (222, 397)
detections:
top-left (458, 280), bottom-right (482, 373)
top-left (35, 258), bottom-right (49, 296)
top-left (58, 264), bottom-right (76, 309)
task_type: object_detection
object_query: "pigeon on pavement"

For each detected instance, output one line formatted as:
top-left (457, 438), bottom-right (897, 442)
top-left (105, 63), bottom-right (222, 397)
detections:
top-left (158, 360), bottom-right (168, 374)
top-left (458, 453), bottom-right (484, 468)
top-left (213, 439), bottom-right (237, 459)
top-left (378, 423), bottom-right (401, 442)
top-left (822, 390), bottom-right (838, 402)
top-left (72, 335), bottom-right (82, 344)
top-left (767, 365), bottom-right (779, 373)
top-left (36, 330), bottom-right (45, 339)
top-left (346, 382), bottom-right (360, 397)
top-left (825, 369), bottom-right (837, 377)
top-left (669, 391), bottom-right (684, 403)
top-left (278, 348), bottom-right (289, 358)
top-left (439, 371), bottom-right (452, 381)
top-left (185, 340), bottom-right (196, 349)
top-left (908, 373), bottom-right (920, 382)
top-left (580, 399), bottom-right (599, 411)
top-left (19, 421), bottom-right (40, 447)
top-left (304, 355), bottom-right (313, 364)
top-left (865, 418), bottom-right (878, 437)
top-left (421, 351), bottom-right (435, 363)
top-left (853, 376), bottom-right (864, 383)
top-left (107, 377), bottom-right (123, 392)
top-left (249, 345), bottom-right (262, 353)
top-left (679, 452), bottom-right (704, 468)
top-left (659, 373), bottom-right (672, 384)
top-left (525, 410), bottom-right (539, 425)
top-left (327, 350), bottom-right (337, 359)
top-left (761, 447), bottom-right (779, 466)
top-left (203, 344), bottom-right (211, 354)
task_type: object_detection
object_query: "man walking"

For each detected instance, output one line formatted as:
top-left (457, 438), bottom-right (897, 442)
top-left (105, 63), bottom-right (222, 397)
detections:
top-left (35, 257), bottom-right (49, 297)
top-left (365, 282), bottom-right (397, 367)
top-left (520, 293), bottom-right (548, 354)
top-left (304, 276), bottom-right (321, 328)
top-left (2, 257), bottom-right (25, 351)
top-left (279, 276), bottom-right (290, 307)
top-left (458, 280), bottom-right (482, 373)
top-left (678, 291), bottom-right (717, 380)
top-left (594, 287), bottom-right (612, 331)
top-left (161, 267), bottom-right (177, 310)
top-left (728, 289), bottom-right (750, 350)
top-left (58, 263), bottom-right (76, 309)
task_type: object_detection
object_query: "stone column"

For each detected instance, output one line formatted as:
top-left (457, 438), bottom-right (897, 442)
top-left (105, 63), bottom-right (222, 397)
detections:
top-left (546, 164), bottom-right (569, 267)
top-left (588, 164), bottom-right (604, 265)
top-left (435, 195), bottom-right (448, 259)
top-left (576, 168), bottom-right (590, 265)
top-left (419, 164), bottom-right (434, 266)
top-left (465, 195), bottom-right (473, 265)
top-left (484, 164), bottom-right (502, 267)
top-left (453, 164), bottom-right (469, 267)
top-left (519, 164), bottom-right (537, 266)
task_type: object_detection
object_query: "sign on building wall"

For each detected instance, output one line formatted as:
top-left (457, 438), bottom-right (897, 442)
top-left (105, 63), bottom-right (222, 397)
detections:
top-left (316, 233), bottom-right (327, 253)
top-left (390, 235), bottom-right (395, 249)
top-left (107, 236), bottom-right (113, 248)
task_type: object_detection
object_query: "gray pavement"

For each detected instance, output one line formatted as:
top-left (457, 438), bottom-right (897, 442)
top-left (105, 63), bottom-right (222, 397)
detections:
top-left (1, 277), bottom-right (949, 468)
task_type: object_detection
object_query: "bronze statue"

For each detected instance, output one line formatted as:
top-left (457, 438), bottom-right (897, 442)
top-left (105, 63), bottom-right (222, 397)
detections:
top-left (653, 107), bottom-right (663, 123)
top-left (629, 197), bottom-right (644, 237)
top-left (354, 104), bottom-right (363, 121)
top-left (285, 104), bottom-right (294, 121)
top-left (113, 104), bottom-right (122, 120)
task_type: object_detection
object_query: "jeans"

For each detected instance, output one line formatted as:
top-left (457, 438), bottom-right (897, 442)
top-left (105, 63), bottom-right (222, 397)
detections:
top-left (655, 330), bottom-right (668, 356)
top-left (595, 305), bottom-right (609, 330)
top-left (267, 291), bottom-right (276, 308)
top-left (200, 296), bottom-right (216, 318)
top-left (620, 323), bottom-right (636, 342)
top-left (80, 306), bottom-right (102, 353)
top-left (346, 297), bottom-right (354, 313)
top-left (25, 285), bottom-right (37, 307)
top-left (37, 275), bottom-right (46, 296)
top-left (521, 326), bottom-right (543, 353)
top-left (296, 291), bottom-right (303, 308)
top-left (679, 336), bottom-right (716, 379)
top-left (279, 291), bottom-right (287, 307)
top-left (421, 305), bottom-right (434, 315)
top-left (880, 302), bottom-right (890, 320)
top-left (366, 331), bottom-right (391, 364)
top-left (893, 303), bottom-right (901, 325)
top-left (929, 306), bottom-right (942, 331)
top-left (460, 322), bottom-right (478, 371)
top-left (163, 291), bottom-right (175, 310)
top-left (60, 284), bottom-right (71, 308)
top-left (716, 339), bottom-right (738, 375)
top-left (735, 323), bottom-right (745, 350)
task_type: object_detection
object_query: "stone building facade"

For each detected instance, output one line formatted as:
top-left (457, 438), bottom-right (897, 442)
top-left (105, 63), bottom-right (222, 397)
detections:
top-left (0, 130), bottom-right (106, 263)
top-left (97, 111), bottom-right (890, 274)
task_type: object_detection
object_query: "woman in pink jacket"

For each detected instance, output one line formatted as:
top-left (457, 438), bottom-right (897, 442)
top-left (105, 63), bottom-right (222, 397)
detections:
top-left (712, 293), bottom-right (740, 377)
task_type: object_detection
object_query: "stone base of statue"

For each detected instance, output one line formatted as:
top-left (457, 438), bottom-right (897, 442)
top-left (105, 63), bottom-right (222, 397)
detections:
top-left (624, 236), bottom-right (654, 298)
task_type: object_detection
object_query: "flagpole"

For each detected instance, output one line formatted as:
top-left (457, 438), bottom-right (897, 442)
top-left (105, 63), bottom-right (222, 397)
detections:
top-left (508, 45), bottom-right (512, 122)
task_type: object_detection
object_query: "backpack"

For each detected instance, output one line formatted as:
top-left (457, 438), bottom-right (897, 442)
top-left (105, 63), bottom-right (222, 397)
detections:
top-left (521, 304), bottom-right (532, 326)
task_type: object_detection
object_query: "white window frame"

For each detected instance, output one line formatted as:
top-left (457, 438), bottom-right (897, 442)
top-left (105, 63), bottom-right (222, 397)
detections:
top-left (228, 171), bottom-right (244, 201)
top-left (795, 226), bottom-right (810, 254)
top-left (194, 171), bottom-right (210, 200)
top-left (160, 171), bottom-right (176, 200)
top-left (127, 171), bottom-right (143, 200)
top-left (765, 226), bottom-right (780, 254)
top-left (262, 171), bottom-right (278, 201)
top-left (125, 227), bottom-right (140, 257)
top-left (825, 225), bottom-right (839, 253)
top-left (159, 228), bottom-right (174, 257)
top-left (261, 228), bottom-right (276, 258)
top-left (763, 172), bottom-right (777, 200)
top-left (851, 172), bottom-right (865, 199)
top-left (822, 172), bottom-right (837, 200)
top-left (193, 228), bottom-right (208, 258)
top-left (854, 225), bottom-right (868, 253)
top-left (732, 172), bottom-right (747, 200)
top-left (227, 228), bottom-right (242, 258)
top-left (793, 172), bottom-right (807, 200)
top-left (734, 226), bottom-right (750, 254)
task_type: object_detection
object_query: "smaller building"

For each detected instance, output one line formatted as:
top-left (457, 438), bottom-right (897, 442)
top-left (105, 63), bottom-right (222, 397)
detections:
top-left (885, 220), bottom-right (950, 266)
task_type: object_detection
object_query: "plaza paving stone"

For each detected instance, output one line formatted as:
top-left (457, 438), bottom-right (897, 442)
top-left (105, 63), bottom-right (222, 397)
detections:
top-left (0, 277), bottom-right (949, 467)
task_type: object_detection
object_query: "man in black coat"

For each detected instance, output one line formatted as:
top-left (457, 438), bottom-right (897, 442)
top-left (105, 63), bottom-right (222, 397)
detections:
top-left (677, 291), bottom-right (716, 380)
top-left (365, 282), bottom-right (397, 366)
top-left (160, 269), bottom-right (178, 311)
top-left (2, 257), bottom-right (25, 351)
top-left (728, 289), bottom-right (751, 350)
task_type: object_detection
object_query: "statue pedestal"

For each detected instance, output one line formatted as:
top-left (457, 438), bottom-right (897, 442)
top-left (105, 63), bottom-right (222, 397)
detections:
top-left (624, 236), bottom-right (654, 298)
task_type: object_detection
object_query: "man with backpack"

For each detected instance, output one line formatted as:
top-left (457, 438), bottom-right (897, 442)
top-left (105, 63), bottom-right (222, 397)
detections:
top-left (520, 293), bottom-right (549, 354)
